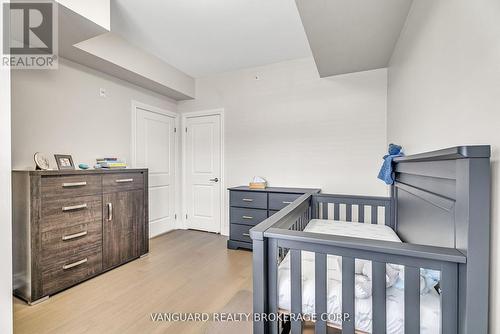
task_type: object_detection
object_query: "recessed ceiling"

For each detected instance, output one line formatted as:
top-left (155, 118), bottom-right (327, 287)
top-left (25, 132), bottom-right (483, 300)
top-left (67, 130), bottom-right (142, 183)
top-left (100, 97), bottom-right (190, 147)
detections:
top-left (111, 0), bottom-right (312, 78)
top-left (296, 0), bottom-right (413, 77)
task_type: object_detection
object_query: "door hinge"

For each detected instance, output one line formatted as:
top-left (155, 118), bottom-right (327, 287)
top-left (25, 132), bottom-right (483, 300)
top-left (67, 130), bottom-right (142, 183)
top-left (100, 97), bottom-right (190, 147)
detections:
top-left (185, 127), bottom-right (188, 133)
top-left (174, 127), bottom-right (177, 133)
top-left (185, 214), bottom-right (188, 220)
top-left (174, 214), bottom-right (177, 220)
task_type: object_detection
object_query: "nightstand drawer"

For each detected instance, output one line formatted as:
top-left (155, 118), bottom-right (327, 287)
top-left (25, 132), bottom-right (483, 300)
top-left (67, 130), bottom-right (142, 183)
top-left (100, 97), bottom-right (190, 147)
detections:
top-left (230, 224), bottom-right (252, 243)
top-left (230, 191), bottom-right (267, 209)
top-left (269, 193), bottom-right (302, 210)
top-left (230, 207), bottom-right (268, 226)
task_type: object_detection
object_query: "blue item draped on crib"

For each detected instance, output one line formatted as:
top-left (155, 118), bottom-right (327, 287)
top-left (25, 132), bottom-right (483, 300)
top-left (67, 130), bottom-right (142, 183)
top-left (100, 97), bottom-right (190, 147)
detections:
top-left (378, 144), bottom-right (403, 185)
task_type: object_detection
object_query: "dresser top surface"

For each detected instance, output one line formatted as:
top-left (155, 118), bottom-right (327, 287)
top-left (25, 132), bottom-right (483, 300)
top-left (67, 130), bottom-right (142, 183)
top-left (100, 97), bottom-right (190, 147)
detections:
top-left (12, 168), bottom-right (148, 176)
top-left (228, 186), bottom-right (321, 194)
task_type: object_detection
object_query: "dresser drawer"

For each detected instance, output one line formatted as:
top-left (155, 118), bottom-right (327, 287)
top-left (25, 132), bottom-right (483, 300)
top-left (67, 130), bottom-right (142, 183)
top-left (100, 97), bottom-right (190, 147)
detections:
top-left (230, 207), bottom-right (268, 226)
top-left (102, 173), bottom-right (144, 193)
top-left (41, 195), bottom-right (102, 233)
top-left (42, 246), bottom-right (102, 296)
top-left (269, 193), bottom-right (302, 210)
top-left (230, 224), bottom-right (252, 243)
top-left (41, 175), bottom-right (102, 200)
top-left (230, 191), bottom-right (268, 209)
top-left (41, 220), bottom-right (102, 264)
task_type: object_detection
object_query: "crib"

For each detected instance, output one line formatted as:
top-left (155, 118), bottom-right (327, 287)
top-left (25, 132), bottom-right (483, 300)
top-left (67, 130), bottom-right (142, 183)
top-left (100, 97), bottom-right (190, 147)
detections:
top-left (250, 146), bottom-right (491, 334)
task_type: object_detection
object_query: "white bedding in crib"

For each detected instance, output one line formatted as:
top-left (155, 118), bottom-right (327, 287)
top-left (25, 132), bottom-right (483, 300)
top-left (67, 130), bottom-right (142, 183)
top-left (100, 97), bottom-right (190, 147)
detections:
top-left (277, 219), bottom-right (441, 334)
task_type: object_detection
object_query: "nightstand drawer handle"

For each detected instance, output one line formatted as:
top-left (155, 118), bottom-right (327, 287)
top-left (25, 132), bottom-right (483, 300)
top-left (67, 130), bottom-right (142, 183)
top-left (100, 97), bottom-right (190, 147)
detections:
top-left (116, 178), bottom-right (134, 183)
top-left (282, 201), bottom-right (293, 204)
top-left (62, 231), bottom-right (88, 241)
top-left (62, 182), bottom-right (87, 188)
top-left (242, 198), bottom-right (254, 202)
top-left (243, 233), bottom-right (250, 237)
top-left (62, 204), bottom-right (87, 211)
top-left (62, 258), bottom-right (88, 270)
top-left (242, 216), bottom-right (253, 220)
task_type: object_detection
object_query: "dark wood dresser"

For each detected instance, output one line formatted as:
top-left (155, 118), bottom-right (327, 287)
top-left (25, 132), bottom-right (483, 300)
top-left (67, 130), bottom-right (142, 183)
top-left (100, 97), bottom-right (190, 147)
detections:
top-left (227, 186), bottom-right (320, 250)
top-left (12, 169), bottom-right (149, 304)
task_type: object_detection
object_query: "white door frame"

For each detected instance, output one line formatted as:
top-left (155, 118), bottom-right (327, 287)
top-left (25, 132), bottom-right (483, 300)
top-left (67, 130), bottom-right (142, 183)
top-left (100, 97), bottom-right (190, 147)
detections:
top-left (181, 109), bottom-right (226, 235)
top-left (130, 100), bottom-right (181, 232)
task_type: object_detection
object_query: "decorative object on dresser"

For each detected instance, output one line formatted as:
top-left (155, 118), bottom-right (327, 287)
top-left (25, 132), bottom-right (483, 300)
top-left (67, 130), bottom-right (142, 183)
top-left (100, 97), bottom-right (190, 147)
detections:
top-left (227, 186), bottom-right (320, 250)
top-left (249, 176), bottom-right (267, 189)
top-left (54, 154), bottom-right (75, 170)
top-left (34, 152), bottom-right (50, 170)
top-left (12, 169), bottom-right (149, 305)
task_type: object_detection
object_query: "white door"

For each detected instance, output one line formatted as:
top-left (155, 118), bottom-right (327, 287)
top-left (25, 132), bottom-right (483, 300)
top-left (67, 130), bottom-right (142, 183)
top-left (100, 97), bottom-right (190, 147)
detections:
top-left (185, 114), bottom-right (222, 233)
top-left (134, 106), bottom-right (177, 237)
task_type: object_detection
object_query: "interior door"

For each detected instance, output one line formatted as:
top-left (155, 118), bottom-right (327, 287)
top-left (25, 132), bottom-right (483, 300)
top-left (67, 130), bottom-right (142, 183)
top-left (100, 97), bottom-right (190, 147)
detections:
top-left (185, 114), bottom-right (222, 233)
top-left (103, 190), bottom-right (143, 269)
top-left (134, 106), bottom-right (176, 237)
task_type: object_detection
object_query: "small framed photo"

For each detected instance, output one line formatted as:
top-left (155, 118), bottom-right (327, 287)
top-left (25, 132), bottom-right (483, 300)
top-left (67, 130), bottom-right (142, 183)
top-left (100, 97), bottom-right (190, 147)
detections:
top-left (54, 154), bottom-right (75, 170)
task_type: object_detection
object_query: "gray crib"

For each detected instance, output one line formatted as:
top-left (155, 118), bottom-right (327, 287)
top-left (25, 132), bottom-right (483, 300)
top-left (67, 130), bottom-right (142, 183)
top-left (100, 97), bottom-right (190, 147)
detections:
top-left (250, 146), bottom-right (491, 334)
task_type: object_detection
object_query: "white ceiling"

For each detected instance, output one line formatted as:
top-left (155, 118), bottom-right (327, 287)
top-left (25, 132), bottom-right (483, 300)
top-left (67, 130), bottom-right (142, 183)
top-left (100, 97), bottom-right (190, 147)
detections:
top-left (111, 0), bottom-right (312, 78)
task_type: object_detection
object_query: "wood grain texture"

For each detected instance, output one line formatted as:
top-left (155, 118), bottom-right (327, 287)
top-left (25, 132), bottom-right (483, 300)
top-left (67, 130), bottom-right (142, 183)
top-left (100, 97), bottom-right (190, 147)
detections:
top-left (41, 195), bottom-right (102, 232)
top-left (102, 172), bottom-right (144, 193)
top-left (13, 230), bottom-right (253, 334)
top-left (103, 190), bottom-right (143, 269)
top-left (41, 175), bottom-right (102, 200)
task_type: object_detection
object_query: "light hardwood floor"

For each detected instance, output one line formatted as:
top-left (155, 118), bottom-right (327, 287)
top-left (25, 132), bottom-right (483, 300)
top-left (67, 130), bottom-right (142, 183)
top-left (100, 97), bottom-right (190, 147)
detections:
top-left (14, 230), bottom-right (253, 334)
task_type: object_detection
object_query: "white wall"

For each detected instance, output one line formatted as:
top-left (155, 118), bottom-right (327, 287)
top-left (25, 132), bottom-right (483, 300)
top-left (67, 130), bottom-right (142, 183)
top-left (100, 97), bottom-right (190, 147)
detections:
top-left (0, 0), bottom-right (13, 331)
top-left (12, 58), bottom-right (177, 170)
top-left (179, 58), bottom-right (388, 234)
top-left (56, 0), bottom-right (110, 30)
top-left (387, 0), bottom-right (500, 332)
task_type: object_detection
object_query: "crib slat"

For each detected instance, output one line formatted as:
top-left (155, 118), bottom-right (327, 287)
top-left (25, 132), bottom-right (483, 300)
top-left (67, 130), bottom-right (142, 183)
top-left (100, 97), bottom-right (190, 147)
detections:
top-left (342, 257), bottom-right (355, 334)
top-left (371, 206), bottom-right (378, 224)
top-left (322, 203), bottom-right (328, 219)
top-left (268, 239), bottom-right (279, 334)
top-left (291, 249), bottom-right (303, 334)
top-left (404, 266), bottom-right (420, 334)
top-left (346, 204), bottom-right (352, 222)
top-left (314, 253), bottom-right (327, 334)
top-left (334, 203), bottom-right (340, 220)
top-left (372, 262), bottom-right (386, 333)
top-left (441, 263), bottom-right (458, 334)
top-left (358, 205), bottom-right (365, 223)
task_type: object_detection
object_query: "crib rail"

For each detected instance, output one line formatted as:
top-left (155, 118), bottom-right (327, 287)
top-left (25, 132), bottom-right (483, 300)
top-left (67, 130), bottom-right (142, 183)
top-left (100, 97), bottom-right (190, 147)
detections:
top-left (266, 231), bottom-right (464, 334)
top-left (251, 193), bottom-right (465, 334)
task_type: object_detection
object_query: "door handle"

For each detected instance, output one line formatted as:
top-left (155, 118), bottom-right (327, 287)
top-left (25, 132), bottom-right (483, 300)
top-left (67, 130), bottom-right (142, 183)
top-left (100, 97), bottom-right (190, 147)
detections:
top-left (107, 203), bottom-right (113, 221)
top-left (209, 178), bottom-right (219, 182)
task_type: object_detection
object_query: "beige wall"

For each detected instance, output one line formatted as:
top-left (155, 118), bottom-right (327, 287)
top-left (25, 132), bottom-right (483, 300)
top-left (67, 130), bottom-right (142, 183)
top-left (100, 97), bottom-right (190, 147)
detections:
top-left (387, 0), bottom-right (500, 331)
top-left (1, 0), bottom-right (13, 332)
top-left (179, 58), bottom-right (389, 233)
top-left (12, 58), bottom-right (177, 170)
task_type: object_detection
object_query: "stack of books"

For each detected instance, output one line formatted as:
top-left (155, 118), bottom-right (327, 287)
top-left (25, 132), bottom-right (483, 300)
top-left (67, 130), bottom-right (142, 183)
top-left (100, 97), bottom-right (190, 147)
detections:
top-left (96, 158), bottom-right (127, 169)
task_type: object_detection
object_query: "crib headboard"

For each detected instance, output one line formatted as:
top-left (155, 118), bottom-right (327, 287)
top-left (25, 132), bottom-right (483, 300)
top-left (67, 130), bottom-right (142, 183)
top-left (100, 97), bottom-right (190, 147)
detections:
top-left (392, 145), bottom-right (491, 334)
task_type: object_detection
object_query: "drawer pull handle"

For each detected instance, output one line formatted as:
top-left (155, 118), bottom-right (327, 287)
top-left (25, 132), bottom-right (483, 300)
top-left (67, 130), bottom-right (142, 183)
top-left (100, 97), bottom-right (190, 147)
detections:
top-left (62, 182), bottom-right (87, 188)
top-left (242, 198), bottom-right (254, 202)
top-left (116, 178), bottom-right (134, 183)
top-left (282, 201), bottom-right (293, 204)
top-left (243, 233), bottom-right (250, 237)
top-left (62, 258), bottom-right (88, 270)
top-left (62, 204), bottom-right (87, 211)
top-left (242, 216), bottom-right (254, 220)
top-left (107, 203), bottom-right (113, 221)
top-left (62, 231), bottom-right (88, 241)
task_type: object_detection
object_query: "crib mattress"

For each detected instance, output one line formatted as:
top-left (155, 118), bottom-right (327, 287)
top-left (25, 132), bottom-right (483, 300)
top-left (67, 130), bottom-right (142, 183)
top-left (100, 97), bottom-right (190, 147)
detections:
top-left (277, 219), bottom-right (441, 334)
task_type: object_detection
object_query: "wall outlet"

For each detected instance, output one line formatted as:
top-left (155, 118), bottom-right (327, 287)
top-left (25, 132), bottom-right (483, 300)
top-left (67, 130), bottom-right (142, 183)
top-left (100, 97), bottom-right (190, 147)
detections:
top-left (99, 88), bottom-right (107, 97)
